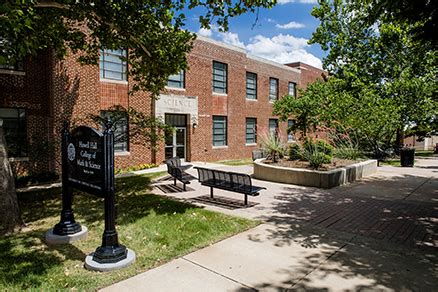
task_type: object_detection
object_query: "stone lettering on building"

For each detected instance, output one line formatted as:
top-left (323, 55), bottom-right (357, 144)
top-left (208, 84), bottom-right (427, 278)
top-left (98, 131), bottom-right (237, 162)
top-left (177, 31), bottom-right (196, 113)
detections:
top-left (155, 94), bottom-right (198, 125)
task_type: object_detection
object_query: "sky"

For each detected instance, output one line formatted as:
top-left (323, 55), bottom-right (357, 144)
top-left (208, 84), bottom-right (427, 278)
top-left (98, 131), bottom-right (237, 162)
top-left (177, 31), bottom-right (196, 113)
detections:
top-left (183, 0), bottom-right (325, 69)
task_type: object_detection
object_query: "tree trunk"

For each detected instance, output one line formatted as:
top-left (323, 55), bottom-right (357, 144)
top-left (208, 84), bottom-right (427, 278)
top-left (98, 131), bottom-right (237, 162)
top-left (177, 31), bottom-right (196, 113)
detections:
top-left (0, 127), bottom-right (22, 233)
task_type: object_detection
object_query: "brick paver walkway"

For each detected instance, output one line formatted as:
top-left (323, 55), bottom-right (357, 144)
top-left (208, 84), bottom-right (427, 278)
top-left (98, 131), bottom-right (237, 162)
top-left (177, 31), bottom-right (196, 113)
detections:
top-left (305, 195), bottom-right (437, 248)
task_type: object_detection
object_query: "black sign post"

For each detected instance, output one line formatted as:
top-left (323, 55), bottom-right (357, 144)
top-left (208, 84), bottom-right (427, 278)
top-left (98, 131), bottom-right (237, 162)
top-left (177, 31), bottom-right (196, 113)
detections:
top-left (53, 122), bottom-right (82, 235)
top-left (49, 120), bottom-right (134, 270)
top-left (91, 121), bottom-right (127, 264)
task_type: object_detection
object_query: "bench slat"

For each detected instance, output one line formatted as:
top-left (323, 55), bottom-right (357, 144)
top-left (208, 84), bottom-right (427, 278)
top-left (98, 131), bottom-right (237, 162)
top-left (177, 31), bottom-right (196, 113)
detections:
top-left (194, 166), bottom-right (266, 205)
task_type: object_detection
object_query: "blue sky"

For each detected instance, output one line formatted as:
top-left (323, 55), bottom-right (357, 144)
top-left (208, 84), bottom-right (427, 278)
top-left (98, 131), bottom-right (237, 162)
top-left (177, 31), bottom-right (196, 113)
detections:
top-left (183, 0), bottom-right (325, 68)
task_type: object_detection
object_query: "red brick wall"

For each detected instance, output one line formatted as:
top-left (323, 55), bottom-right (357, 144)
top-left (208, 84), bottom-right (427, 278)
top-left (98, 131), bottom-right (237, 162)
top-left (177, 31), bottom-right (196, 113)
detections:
top-left (51, 51), bottom-right (153, 171)
top-left (286, 62), bottom-right (326, 89)
top-left (0, 50), bottom-right (52, 174)
top-left (182, 39), bottom-right (301, 162)
top-left (1, 38), bottom-right (323, 174)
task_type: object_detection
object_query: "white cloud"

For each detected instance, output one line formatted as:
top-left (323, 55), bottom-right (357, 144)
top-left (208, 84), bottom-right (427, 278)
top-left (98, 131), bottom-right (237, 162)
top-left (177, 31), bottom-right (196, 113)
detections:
top-left (218, 32), bottom-right (245, 48)
top-left (197, 28), bottom-right (212, 37)
top-left (246, 34), bottom-right (322, 68)
top-left (276, 21), bottom-right (305, 29)
top-left (277, 0), bottom-right (318, 4)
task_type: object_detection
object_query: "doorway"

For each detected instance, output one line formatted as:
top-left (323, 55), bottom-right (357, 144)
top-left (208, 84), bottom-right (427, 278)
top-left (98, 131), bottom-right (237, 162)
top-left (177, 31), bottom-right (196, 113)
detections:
top-left (165, 114), bottom-right (187, 160)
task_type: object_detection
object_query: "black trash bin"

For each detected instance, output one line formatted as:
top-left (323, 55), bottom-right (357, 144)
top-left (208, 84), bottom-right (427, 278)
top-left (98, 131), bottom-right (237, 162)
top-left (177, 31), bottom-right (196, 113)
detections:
top-left (400, 148), bottom-right (415, 167)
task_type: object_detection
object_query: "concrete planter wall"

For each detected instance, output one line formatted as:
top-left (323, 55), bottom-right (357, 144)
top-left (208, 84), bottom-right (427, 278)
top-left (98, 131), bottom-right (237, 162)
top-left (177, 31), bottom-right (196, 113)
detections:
top-left (253, 159), bottom-right (377, 188)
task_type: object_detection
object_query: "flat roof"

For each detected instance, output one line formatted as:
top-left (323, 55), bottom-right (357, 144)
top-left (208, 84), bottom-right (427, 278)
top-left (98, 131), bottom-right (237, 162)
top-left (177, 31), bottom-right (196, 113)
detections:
top-left (196, 35), bottom-right (301, 74)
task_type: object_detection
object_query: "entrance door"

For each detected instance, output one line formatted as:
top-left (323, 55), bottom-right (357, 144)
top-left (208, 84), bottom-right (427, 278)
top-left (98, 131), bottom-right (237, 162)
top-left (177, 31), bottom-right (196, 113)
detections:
top-left (165, 127), bottom-right (186, 159)
top-left (164, 114), bottom-right (187, 160)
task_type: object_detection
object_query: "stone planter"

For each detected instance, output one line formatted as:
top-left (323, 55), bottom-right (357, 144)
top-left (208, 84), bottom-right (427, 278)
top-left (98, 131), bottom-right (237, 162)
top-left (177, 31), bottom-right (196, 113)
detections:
top-left (253, 159), bottom-right (377, 188)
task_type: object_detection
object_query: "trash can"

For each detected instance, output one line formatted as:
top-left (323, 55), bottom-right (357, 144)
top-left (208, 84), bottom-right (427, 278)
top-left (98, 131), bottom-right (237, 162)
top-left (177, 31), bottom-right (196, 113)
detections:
top-left (400, 148), bottom-right (415, 167)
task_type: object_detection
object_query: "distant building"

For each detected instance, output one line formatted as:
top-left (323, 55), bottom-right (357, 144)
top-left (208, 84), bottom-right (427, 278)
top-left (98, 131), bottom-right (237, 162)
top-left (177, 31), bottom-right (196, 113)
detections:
top-left (0, 36), bottom-right (325, 175)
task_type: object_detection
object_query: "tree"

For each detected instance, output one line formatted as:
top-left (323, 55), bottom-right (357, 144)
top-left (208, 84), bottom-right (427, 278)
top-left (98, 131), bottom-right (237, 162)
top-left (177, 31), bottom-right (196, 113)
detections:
top-left (357, 0), bottom-right (437, 45)
top-left (0, 0), bottom-right (276, 233)
top-left (0, 126), bottom-right (22, 233)
top-left (1, 0), bottom-right (275, 96)
top-left (289, 0), bottom-right (438, 155)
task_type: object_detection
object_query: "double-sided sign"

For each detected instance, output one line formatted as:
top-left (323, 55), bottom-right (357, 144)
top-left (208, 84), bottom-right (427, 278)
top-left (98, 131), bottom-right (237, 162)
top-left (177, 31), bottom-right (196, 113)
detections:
top-left (66, 126), bottom-right (105, 196)
top-left (53, 121), bottom-right (127, 265)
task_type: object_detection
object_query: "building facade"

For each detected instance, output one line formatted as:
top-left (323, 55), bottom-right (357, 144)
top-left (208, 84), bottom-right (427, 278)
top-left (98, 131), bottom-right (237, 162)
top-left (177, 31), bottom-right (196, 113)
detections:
top-left (0, 36), bottom-right (324, 175)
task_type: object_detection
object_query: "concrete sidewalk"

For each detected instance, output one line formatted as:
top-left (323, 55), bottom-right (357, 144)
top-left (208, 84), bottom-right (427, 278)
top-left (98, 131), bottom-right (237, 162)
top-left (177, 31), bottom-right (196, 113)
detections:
top-left (103, 158), bottom-right (438, 291)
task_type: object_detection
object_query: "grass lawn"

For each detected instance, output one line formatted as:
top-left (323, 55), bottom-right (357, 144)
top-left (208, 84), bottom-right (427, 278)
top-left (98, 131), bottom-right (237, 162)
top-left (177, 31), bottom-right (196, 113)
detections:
top-left (217, 158), bottom-right (254, 166)
top-left (415, 150), bottom-right (435, 157)
top-left (0, 172), bottom-right (258, 290)
top-left (380, 159), bottom-right (402, 166)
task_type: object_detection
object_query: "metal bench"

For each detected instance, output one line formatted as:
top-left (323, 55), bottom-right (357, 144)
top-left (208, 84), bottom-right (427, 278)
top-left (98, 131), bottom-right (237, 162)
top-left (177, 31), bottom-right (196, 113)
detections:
top-left (194, 166), bottom-right (266, 205)
top-left (165, 157), bottom-right (192, 191)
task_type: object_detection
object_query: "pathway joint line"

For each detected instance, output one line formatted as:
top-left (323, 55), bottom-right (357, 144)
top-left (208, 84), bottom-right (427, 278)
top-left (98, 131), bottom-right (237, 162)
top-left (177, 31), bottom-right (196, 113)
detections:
top-left (402, 176), bottom-right (432, 200)
top-left (181, 257), bottom-right (258, 291)
top-left (288, 240), bottom-right (353, 290)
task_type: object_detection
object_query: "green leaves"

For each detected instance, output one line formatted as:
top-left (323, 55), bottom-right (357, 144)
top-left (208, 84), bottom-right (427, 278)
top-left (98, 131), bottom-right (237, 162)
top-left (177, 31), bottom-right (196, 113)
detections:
top-left (1, 0), bottom-right (275, 96)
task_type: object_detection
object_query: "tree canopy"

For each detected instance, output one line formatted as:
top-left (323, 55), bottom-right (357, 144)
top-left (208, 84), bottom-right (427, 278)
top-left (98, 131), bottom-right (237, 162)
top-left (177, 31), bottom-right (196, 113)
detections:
top-left (275, 0), bottom-right (437, 156)
top-left (0, 0), bottom-right (275, 96)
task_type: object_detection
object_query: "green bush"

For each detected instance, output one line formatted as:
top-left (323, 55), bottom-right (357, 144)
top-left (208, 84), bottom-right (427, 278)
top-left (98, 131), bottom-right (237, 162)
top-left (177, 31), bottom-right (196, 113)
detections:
top-left (302, 139), bottom-right (333, 169)
top-left (115, 163), bottom-right (159, 174)
top-left (288, 143), bottom-right (302, 160)
top-left (261, 132), bottom-right (286, 163)
top-left (334, 147), bottom-right (363, 160)
top-left (316, 140), bottom-right (334, 156)
top-left (307, 152), bottom-right (330, 169)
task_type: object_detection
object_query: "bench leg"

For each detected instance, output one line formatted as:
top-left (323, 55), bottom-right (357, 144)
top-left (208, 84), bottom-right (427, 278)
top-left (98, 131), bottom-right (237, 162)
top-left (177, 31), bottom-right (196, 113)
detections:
top-left (244, 194), bottom-right (248, 206)
top-left (183, 183), bottom-right (186, 191)
top-left (210, 187), bottom-right (214, 199)
top-left (174, 177), bottom-right (177, 186)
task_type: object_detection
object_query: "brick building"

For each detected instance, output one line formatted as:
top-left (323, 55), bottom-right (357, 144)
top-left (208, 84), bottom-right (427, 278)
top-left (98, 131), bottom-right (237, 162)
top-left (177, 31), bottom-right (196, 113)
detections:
top-left (0, 36), bottom-right (324, 175)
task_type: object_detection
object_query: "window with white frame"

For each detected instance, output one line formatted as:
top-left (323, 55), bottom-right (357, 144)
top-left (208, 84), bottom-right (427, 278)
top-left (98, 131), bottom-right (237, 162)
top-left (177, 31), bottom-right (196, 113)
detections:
top-left (269, 78), bottom-right (278, 101)
top-left (212, 116), bottom-right (227, 146)
top-left (246, 72), bottom-right (257, 100)
top-left (288, 82), bottom-right (296, 97)
top-left (246, 118), bottom-right (257, 144)
top-left (0, 108), bottom-right (27, 157)
top-left (99, 49), bottom-right (127, 81)
top-left (167, 70), bottom-right (185, 88)
top-left (287, 119), bottom-right (296, 142)
top-left (212, 61), bottom-right (227, 94)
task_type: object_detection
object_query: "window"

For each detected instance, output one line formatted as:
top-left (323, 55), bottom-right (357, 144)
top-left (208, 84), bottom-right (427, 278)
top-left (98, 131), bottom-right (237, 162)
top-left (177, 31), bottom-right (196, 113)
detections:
top-left (100, 49), bottom-right (127, 81)
top-left (246, 72), bottom-right (257, 99)
top-left (212, 116), bottom-right (227, 146)
top-left (212, 61), bottom-right (227, 94)
top-left (269, 78), bottom-right (278, 101)
top-left (167, 70), bottom-right (185, 88)
top-left (246, 118), bottom-right (257, 144)
top-left (101, 111), bottom-right (129, 152)
top-left (269, 119), bottom-right (278, 137)
top-left (288, 82), bottom-right (296, 97)
top-left (287, 119), bottom-right (296, 142)
top-left (0, 108), bottom-right (27, 157)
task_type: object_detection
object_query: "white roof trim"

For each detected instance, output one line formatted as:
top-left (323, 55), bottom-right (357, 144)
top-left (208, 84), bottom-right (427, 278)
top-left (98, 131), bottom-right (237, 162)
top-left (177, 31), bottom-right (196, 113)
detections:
top-left (246, 54), bottom-right (301, 73)
top-left (196, 36), bottom-right (301, 74)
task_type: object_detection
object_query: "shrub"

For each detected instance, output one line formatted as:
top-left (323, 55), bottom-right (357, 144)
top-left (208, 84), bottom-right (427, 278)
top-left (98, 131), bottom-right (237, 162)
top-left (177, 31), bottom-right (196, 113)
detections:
top-left (316, 140), bottom-right (333, 156)
top-left (302, 139), bottom-right (332, 169)
top-left (304, 151), bottom-right (330, 169)
top-left (115, 163), bottom-right (159, 174)
top-left (334, 147), bottom-right (363, 160)
top-left (260, 132), bottom-right (286, 163)
top-left (288, 143), bottom-right (302, 160)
